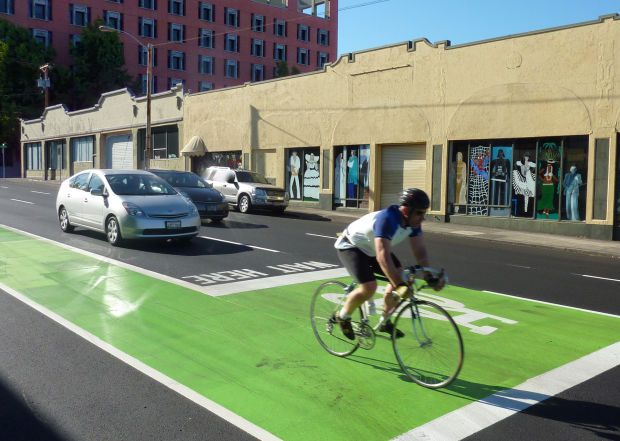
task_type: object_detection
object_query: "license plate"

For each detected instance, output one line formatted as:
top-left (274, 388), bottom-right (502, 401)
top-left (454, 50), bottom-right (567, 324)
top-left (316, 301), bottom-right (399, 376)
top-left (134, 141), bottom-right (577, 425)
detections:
top-left (166, 221), bottom-right (181, 229)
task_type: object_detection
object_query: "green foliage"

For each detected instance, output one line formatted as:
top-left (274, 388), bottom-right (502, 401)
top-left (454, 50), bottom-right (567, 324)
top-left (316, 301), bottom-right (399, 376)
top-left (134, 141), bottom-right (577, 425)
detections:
top-left (275, 60), bottom-right (301, 78)
top-left (0, 18), bottom-right (54, 150)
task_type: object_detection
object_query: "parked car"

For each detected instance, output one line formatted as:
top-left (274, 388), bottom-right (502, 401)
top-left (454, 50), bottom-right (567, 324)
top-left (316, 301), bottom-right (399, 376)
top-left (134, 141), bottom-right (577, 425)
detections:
top-left (203, 166), bottom-right (289, 214)
top-left (56, 169), bottom-right (201, 246)
top-left (150, 169), bottom-right (229, 222)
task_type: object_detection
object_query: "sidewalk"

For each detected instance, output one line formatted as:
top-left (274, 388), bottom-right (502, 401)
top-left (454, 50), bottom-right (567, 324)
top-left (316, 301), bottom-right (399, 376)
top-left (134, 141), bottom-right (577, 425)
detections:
top-left (8, 177), bottom-right (620, 259)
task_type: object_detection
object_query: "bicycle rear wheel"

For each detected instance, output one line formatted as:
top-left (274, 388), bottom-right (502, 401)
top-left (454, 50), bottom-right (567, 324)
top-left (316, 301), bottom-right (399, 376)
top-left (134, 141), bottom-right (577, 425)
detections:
top-left (393, 300), bottom-right (464, 388)
top-left (310, 280), bottom-right (361, 357)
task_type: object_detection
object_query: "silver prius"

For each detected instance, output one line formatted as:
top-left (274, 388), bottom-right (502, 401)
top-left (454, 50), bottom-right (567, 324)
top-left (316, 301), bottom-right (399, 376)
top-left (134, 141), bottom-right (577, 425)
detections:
top-left (56, 169), bottom-right (201, 246)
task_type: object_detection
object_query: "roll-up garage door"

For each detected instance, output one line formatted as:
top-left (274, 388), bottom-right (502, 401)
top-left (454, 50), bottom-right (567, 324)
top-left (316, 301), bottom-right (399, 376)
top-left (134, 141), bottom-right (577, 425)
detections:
top-left (380, 145), bottom-right (426, 208)
top-left (106, 134), bottom-right (133, 169)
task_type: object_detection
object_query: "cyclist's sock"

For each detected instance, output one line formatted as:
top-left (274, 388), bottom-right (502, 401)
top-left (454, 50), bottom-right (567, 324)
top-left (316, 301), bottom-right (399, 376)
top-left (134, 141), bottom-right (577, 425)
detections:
top-left (339, 308), bottom-right (351, 320)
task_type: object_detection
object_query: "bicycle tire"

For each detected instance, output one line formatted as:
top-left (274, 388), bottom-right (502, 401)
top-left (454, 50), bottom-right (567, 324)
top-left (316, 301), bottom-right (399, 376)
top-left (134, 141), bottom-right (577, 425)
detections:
top-left (310, 280), bottom-right (361, 357)
top-left (392, 299), bottom-right (464, 388)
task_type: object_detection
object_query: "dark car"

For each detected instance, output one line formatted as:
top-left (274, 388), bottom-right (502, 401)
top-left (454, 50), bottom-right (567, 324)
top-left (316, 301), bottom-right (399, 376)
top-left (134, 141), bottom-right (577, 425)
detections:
top-left (150, 170), bottom-right (229, 222)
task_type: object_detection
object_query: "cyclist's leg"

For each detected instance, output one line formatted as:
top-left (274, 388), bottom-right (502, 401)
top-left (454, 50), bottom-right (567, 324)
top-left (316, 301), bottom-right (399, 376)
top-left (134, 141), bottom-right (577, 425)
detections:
top-left (371, 253), bottom-right (402, 316)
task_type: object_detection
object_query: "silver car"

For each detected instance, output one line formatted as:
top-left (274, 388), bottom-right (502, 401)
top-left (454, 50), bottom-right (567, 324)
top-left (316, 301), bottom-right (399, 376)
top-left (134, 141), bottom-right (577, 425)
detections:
top-left (204, 166), bottom-right (289, 214)
top-left (56, 169), bottom-right (201, 246)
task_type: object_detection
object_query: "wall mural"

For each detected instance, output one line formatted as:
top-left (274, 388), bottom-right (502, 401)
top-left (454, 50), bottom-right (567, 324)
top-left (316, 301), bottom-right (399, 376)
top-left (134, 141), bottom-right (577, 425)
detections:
top-left (512, 151), bottom-right (537, 217)
top-left (536, 142), bottom-right (561, 219)
top-left (467, 145), bottom-right (490, 215)
top-left (490, 146), bottom-right (512, 217)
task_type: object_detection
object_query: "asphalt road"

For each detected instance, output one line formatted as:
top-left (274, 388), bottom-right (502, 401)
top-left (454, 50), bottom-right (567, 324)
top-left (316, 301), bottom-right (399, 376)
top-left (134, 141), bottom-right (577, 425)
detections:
top-left (0, 179), bottom-right (618, 440)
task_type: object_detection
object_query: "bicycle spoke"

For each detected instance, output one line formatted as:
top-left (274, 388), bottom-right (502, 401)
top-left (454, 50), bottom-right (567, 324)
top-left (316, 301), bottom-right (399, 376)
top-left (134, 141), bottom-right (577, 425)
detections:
top-left (393, 300), bottom-right (464, 388)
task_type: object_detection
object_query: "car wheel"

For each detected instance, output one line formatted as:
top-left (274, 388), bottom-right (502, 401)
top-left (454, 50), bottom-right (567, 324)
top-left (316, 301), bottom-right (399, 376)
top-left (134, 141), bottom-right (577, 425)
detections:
top-left (273, 207), bottom-right (286, 215)
top-left (59, 207), bottom-right (74, 232)
top-left (210, 217), bottom-right (224, 223)
top-left (238, 195), bottom-right (251, 213)
top-left (106, 216), bottom-right (122, 246)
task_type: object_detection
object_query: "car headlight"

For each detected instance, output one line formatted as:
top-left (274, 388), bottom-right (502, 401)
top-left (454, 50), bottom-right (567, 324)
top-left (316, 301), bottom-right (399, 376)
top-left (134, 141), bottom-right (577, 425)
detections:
top-left (122, 202), bottom-right (144, 216)
top-left (187, 201), bottom-right (198, 214)
top-left (254, 188), bottom-right (266, 197)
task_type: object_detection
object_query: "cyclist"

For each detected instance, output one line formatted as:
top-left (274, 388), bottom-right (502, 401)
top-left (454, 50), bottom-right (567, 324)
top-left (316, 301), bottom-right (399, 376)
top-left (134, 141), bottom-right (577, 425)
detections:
top-left (334, 188), bottom-right (445, 340)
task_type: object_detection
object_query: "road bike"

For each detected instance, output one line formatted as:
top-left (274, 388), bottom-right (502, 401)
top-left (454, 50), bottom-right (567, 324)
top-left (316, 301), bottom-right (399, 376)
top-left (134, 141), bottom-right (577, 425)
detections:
top-left (310, 266), bottom-right (464, 389)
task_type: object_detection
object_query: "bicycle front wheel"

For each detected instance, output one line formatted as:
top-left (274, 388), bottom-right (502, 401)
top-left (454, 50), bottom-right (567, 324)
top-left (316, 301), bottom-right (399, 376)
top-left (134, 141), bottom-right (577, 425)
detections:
top-left (393, 300), bottom-right (464, 388)
top-left (310, 280), bottom-right (360, 357)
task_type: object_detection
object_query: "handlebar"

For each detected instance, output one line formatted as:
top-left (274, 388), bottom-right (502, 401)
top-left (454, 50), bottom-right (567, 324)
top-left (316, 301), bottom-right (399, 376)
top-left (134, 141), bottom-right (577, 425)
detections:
top-left (403, 266), bottom-right (448, 291)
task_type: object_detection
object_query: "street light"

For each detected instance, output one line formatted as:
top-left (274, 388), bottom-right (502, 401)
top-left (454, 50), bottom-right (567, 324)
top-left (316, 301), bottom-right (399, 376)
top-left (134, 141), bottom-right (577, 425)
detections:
top-left (99, 25), bottom-right (153, 170)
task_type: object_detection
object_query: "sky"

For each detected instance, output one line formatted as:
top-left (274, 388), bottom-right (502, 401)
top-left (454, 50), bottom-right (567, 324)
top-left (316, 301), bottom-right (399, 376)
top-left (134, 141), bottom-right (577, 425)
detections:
top-left (337, 0), bottom-right (620, 56)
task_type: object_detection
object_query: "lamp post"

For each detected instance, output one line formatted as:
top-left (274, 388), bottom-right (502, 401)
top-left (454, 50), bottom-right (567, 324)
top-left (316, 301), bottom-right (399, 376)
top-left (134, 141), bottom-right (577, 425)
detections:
top-left (99, 25), bottom-right (152, 169)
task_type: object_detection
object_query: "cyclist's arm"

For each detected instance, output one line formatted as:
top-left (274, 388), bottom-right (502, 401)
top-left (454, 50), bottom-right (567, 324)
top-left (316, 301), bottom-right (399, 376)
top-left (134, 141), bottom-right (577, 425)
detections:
top-left (374, 237), bottom-right (403, 288)
top-left (409, 234), bottom-right (430, 268)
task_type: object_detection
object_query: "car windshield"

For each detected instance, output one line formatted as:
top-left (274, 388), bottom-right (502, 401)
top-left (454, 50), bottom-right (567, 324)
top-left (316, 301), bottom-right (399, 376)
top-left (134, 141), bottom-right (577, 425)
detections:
top-left (154, 172), bottom-right (210, 189)
top-left (105, 173), bottom-right (178, 196)
top-left (236, 171), bottom-right (270, 184)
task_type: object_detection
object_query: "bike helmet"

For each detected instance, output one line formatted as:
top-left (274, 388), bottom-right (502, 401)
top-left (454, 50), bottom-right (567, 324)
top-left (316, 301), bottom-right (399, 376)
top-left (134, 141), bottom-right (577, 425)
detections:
top-left (399, 188), bottom-right (430, 210)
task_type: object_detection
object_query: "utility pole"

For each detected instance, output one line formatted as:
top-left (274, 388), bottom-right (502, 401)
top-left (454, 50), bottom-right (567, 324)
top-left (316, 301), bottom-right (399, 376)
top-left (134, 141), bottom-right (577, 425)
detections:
top-left (38, 63), bottom-right (50, 109)
top-left (145, 43), bottom-right (152, 170)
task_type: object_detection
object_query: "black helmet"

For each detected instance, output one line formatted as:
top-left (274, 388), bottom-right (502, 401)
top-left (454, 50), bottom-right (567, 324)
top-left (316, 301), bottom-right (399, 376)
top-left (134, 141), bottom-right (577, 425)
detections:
top-left (399, 188), bottom-right (429, 209)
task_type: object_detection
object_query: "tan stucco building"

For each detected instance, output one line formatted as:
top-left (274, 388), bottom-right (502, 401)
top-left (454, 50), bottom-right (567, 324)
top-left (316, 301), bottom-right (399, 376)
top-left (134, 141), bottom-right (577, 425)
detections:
top-left (21, 14), bottom-right (620, 240)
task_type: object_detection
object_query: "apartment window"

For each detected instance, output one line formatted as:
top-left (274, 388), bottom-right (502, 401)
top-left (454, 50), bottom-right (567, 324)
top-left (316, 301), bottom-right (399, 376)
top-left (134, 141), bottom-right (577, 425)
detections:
top-left (198, 29), bottom-right (214, 48)
top-left (169, 78), bottom-right (183, 90)
top-left (1, 0), bottom-right (15, 14)
top-left (168, 50), bottom-right (185, 70)
top-left (225, 8), bottom-right (239, 27)
top-left (169, 0), bottom-right (184, 16)
top-left (30, 0), bottom-right (51, 20)
top-left (199, 55), bottom-right (213, 75)
top-left (225, 34), bottom-right (239, 52)
top-left (139, 18), bottom-right (156, 38)
top-left (274, 19), bottom-right (286, 37)
top-left (297, 48), bottom-right (309, 66)
top-left (251, 39), bottom-right (264, 57)
top-left (199, 81), bottom-right (213, 92)
top-left (139, 0), bottom-right (155, 10)
top-left (225, 59), bottom-right (238, 78)
top-left (168, 23), bottom-right (185, 43)
top-left (274, 43), bottom-right (286, 61)
top-left (251, 64), bottom-right (264, 82)
top-left (105, 0), bottom-right (122, 3)
top-left (70, 34), bottom-right (81, 48)
top-left (138, 46), bottom-right (156, 67)
top-left (31, 29), bottom-right (51, 46)
top-left (252, 14), bottom-right (265, 32)
top-left (103, 10), bottom-right (122, 30)
top-left (198, 2), bottom-right (213, 21)
top-left (317, 51), bottom-right (328, 68)
top-left (297, 24), bottom-right (309, 42)
top-left (318, 29), bottom-right (329, 46)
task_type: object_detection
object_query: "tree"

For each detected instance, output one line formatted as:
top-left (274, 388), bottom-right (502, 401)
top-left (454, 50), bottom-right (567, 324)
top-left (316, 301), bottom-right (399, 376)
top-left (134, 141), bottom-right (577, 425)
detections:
top-left (275, 60), bottom-right (301, 78)
top-left (0, 18), bottom-right (54, 169)
top-left (57, 19), bottom-right (130, 110)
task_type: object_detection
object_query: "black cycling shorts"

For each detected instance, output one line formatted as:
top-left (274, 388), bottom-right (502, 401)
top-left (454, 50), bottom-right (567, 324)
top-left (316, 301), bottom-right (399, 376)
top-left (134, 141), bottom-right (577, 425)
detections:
top-left (336, 247), bottom-right (401, 284)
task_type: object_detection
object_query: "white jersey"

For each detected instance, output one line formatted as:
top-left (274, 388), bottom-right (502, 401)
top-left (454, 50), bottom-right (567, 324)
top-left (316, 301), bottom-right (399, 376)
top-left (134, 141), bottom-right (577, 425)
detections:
top-left (334, 205), bottom-right (422, 256)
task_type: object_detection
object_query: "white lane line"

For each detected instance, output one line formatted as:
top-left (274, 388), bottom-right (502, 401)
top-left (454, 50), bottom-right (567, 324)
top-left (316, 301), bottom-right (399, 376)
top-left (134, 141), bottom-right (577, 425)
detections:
top-left (198, 235), bottom-right (280, 253)
top-left (0, 281), bottom-right (282, 441)
top-left (506, 264), bottom-right (531, 269)
top-left (1, 186), bottom-right (8, 189)
top-left (31, 190), bottom-right (51, 195)
top-left (394, 342), bottom-right (620, 441)
top-left (10, 198), bottom-right (35, 205)
top-left (451, 230), bottom-right (484, 236)
top-left (483, 290), bottom-right (619, 318)
top-left (306, 233), bottom-right (336, 239)
top-left (580, 274), bottom-right (620, 283)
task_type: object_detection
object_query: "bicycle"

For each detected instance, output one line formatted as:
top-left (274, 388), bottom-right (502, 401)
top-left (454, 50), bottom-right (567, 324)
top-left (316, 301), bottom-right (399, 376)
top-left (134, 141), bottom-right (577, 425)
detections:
top-left (310, 266), bottom-right (464, 389)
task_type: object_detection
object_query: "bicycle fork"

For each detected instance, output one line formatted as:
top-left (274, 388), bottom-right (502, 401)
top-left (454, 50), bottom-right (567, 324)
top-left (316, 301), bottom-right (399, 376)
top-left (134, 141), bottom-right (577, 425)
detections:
top-left (408, 303), bottom-right (433, 348)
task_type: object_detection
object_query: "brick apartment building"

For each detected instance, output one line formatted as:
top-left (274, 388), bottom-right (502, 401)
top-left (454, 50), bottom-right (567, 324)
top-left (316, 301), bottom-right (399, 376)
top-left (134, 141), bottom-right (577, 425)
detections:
top-left (0, 0), bottom-right (338, 94)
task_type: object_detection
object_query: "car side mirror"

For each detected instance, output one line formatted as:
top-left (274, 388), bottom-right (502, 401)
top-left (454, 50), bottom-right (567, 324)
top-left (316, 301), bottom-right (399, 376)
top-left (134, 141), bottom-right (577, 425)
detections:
top-left (90, 188), bottom-right (103, 196)
top-left (226, 175), bottom-right (235, 184)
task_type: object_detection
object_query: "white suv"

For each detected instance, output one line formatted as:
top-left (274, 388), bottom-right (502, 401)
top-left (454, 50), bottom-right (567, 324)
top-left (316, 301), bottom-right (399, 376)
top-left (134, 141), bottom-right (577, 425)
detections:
top-left (204, 167), bottom-right (289, 214)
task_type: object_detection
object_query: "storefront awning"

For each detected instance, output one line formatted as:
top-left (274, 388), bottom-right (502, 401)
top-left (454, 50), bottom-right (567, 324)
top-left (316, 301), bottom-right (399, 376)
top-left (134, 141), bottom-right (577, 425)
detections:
top-left (181, 135), bottom-right (206, 157)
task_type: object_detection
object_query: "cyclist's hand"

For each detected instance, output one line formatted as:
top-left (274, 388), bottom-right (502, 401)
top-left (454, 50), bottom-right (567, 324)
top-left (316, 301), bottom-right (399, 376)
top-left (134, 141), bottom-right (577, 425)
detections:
top-left (394, 284), bottom-right (411, 299)
top-left (424, 271), bottom-right (446, 291)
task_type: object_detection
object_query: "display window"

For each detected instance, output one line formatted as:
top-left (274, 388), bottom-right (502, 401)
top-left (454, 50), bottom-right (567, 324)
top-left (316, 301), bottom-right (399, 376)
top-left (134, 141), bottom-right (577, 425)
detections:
top-left (449, 136), bottom-right (587, 221)
top-left (285, 147), bottom-right (320, 201)
top-left (193, 151), bottom-right (242, 178)
top-left (333, 145), bottom-right (370, 208)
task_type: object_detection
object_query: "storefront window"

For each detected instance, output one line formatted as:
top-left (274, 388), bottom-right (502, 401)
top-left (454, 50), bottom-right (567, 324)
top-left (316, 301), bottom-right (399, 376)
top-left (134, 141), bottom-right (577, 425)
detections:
top-left (334, 145), bottom-right (370, 208)
top-left (285, 147), bottom-right (320, 201)
top-left (449, 136), bottom-right (587, 221)
top-left (192, 151), bottom-right (242, 178)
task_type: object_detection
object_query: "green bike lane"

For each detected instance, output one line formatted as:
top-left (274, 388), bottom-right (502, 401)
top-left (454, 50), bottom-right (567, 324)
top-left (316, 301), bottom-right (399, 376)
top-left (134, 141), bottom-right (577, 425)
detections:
top-left (0, 226), bottom-right (619, 441)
